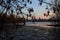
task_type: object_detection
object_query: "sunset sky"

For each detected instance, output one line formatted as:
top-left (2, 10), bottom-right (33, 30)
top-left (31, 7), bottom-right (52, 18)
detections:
top-left (22, 0), bottom-right (55, 19)
top-left (27, 11), bottom-right (56, 20)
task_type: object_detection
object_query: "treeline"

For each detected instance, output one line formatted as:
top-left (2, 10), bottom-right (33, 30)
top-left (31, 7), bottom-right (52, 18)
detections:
top-left (0, 13), bottom-right (25, 24)
top-left (27, 18), bottom-right (60, 22)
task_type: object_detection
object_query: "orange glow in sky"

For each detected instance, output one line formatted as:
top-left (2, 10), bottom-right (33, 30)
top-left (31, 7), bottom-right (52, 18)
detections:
top-left (34, 11), bottom-right (56, 20)
top-left (25, 11), bottom-right (56, 20)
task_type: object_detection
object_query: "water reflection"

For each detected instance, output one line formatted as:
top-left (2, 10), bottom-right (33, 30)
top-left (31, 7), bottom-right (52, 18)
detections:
top-left (26, 22), bottom-right (52, 25)
top-left (26, 22), bottom-right (55, 28)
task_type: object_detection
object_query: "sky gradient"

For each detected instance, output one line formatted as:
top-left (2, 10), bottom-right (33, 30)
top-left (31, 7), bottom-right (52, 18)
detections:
top-left (22, 0), bottom-right (51, 14)
top-left (22, 0), bottom-right (55, 19)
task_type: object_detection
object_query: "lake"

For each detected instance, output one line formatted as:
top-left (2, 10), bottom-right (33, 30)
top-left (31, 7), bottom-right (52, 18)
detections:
top-left (26, 22), bottom-right (60, 28)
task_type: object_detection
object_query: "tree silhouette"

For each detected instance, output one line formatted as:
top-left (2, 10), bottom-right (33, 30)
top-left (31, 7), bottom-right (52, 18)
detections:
top-left (0, 0), bottom-right (60, 24)
top-left (0, 0), bottom-right (34, 14)
top-left (39, 0), bottom-right (60, 17)
top-left (0, 0), bottom-right (34, 31)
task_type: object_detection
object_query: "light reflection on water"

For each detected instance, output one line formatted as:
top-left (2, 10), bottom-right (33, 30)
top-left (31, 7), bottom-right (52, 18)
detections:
top-left (26, 22), bottom-right (52, 25)
top-left (26, 22), bottom-right (57, 28)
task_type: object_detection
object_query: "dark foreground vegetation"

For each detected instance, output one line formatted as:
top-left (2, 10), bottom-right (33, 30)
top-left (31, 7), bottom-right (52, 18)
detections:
top-left (0, 24), bottom-right (60, 40)
top-left (0, 13), bottom-right (26, 24)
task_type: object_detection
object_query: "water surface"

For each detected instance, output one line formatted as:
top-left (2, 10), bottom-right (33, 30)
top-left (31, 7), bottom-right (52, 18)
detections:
top-left (26, 22), bottom-right (55, 28)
